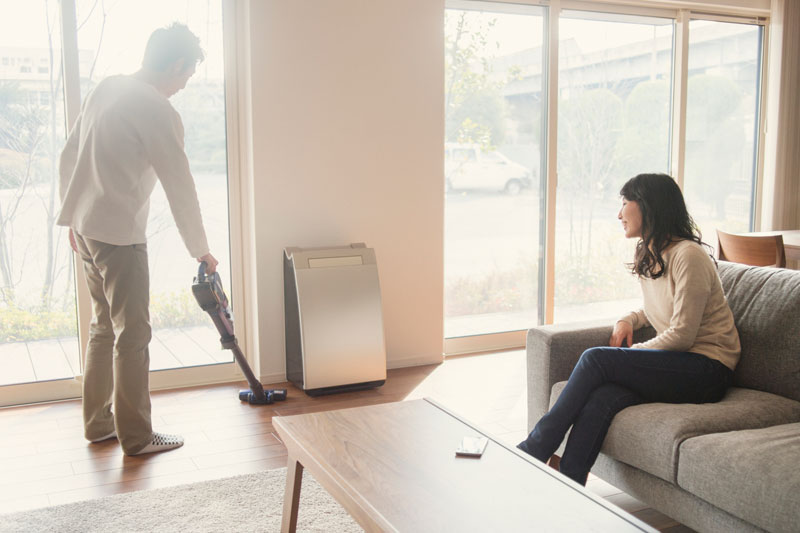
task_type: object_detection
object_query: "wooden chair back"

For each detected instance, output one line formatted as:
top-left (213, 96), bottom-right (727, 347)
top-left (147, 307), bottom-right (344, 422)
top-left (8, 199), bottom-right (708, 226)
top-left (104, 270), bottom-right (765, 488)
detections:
top-left (716, 229), bottom-right (786, 268)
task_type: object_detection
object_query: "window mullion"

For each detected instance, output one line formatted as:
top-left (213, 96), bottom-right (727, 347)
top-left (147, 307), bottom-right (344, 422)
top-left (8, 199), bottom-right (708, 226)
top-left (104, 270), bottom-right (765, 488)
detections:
top-left (221, 0), bottom-right (257, 373)
top-left (670, 9), bottom-right (689, 189)
top-left (752, 23), bottom-right (769, 230)
top-left (59, 0), bottom-right (92, 376)
top-left (542, 0), bottom-right (560, 325)
top-left (59, 0), bottom-right (81, 130)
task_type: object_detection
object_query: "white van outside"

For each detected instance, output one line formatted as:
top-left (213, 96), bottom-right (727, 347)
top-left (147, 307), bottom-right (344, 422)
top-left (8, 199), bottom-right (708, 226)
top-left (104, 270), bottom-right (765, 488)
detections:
top-left (445, 143), bottom-right (533, 194)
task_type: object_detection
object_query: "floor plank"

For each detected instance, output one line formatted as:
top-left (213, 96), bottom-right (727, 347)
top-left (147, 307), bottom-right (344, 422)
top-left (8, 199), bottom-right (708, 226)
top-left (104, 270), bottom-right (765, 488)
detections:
top-left (633, 507), bottom-right (682, 531)
top-left (606, 492), bottom-right (651, 514)
top-left (0, 461), bottom-right (75, 487)
top-left (0, 494), bottom-right (51, 515)
top-left (47, 455), bottom-right (288, 507)
top-left (586, 476), bottom-right (624, 498)
top-left (661, 524), bottom-right (698, 533)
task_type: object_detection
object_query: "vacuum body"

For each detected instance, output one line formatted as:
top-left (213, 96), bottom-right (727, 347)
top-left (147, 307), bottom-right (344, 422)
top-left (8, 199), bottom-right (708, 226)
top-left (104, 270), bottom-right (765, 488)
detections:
top-left (192, 263), bottom-right (286, 405)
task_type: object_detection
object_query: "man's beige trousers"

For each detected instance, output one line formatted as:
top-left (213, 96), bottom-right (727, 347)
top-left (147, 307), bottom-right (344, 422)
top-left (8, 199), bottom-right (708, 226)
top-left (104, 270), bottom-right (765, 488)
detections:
top-left (75, 233), bottom-right (153, 455)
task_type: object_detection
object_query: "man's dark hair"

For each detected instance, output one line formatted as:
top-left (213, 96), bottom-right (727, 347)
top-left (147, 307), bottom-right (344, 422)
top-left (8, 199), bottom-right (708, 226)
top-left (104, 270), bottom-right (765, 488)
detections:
top-left (142, 22), bottom-right (204, 73)
top-left (620, 173), bottom-right (707, 279)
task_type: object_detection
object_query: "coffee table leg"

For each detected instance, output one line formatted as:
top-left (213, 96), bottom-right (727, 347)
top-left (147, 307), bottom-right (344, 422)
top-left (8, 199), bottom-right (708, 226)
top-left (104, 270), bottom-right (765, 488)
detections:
top-left (281, 457), bottom-right (304, 533)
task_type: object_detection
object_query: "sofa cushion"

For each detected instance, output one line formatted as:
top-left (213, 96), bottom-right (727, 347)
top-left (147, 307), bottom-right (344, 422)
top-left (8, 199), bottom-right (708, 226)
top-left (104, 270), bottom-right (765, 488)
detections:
top-left (677, 423), bottom-right (800, 533)
top-left (550, 383), bottom-right (800, 483)
top-left (717, 261), bottom-right (800, 401)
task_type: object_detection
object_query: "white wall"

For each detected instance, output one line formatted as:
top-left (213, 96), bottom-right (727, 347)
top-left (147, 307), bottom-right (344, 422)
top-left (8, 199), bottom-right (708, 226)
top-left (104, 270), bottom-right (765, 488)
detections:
top-left (244, 0), bottom-right (446, 381)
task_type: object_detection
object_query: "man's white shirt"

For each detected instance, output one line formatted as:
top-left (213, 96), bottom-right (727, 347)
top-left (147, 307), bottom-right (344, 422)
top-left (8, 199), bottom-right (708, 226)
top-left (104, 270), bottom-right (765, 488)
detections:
top-left (57, 75), bottom-right (209, 258)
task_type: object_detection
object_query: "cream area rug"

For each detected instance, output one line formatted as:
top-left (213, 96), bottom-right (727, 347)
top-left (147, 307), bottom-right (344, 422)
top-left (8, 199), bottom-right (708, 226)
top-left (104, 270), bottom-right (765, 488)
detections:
top-left (0, 468), bottom-right (362, 533)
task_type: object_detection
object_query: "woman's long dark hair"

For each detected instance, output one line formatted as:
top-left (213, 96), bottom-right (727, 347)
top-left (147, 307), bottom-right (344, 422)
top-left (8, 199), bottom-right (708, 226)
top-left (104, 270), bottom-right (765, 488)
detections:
top-left (620, 173), bottom-right (706, 279)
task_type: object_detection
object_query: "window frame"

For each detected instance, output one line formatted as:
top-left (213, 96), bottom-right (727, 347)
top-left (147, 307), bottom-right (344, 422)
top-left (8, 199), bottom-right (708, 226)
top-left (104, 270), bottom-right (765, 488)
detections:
top-left (443, 0), bottom-right (769, 356)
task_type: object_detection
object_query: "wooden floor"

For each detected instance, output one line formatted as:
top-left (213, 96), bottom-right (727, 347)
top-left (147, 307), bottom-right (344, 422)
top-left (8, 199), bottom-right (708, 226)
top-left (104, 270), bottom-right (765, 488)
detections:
top-left (0, 349), bottom-right (693, 531)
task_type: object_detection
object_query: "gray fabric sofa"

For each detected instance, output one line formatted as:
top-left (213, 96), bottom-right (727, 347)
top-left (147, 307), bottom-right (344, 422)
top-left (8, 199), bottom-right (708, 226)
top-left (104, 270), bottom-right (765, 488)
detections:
top-left (525, 261), bottom-right (800, 533)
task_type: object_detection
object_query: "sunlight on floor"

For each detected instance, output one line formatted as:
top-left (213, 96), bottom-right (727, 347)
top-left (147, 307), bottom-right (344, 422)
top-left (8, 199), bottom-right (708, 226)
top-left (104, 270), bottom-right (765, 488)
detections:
top-left (402, 349), bottom-right (529, 445)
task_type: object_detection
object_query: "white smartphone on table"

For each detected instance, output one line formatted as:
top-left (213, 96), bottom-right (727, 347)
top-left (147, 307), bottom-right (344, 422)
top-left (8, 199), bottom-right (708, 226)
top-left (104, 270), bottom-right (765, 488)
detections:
top-left (455, 436), bottom-right (489, 458)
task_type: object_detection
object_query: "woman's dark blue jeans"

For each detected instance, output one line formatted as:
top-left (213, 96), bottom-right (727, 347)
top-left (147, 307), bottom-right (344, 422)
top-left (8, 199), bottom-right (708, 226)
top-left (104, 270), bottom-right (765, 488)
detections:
top-left (517, 346), bottom-right (733, 485)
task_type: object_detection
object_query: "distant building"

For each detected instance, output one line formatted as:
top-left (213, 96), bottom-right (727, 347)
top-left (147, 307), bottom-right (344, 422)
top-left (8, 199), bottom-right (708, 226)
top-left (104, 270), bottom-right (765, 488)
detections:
top-left (0, 46), bottom-right (93, 107)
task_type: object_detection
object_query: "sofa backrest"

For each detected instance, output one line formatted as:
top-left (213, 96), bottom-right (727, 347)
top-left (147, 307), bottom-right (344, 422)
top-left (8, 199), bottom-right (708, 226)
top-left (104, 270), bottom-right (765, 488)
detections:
top-left (717, 261), bottom-right (800, 401)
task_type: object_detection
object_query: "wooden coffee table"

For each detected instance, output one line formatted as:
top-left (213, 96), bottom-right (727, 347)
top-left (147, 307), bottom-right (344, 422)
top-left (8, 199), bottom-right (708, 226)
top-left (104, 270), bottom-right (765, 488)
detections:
top-left (274, 398), bottom-right (655, 532)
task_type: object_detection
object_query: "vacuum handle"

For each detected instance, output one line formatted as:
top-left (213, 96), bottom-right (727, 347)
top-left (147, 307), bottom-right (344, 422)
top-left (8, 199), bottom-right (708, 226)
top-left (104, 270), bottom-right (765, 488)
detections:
top-left (197, 261), bottom-right (208, 281)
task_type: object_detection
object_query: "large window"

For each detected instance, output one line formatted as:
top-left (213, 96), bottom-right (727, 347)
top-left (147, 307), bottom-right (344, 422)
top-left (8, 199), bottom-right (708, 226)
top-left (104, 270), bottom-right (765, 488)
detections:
top-left (444, 2), bottom-right (766, 347)
top-left (75, 0), bottom-right (232, 372)
top-left (683, 20), bottom-right (763, 240)
top-left (554, 12), bottom-right (673, 323)
top-left (0, 0), bottom-right (236, 404)
top-left (444, 5), bottom-right (545, 339)
top-left (0, 1), bottom-right (78, 387)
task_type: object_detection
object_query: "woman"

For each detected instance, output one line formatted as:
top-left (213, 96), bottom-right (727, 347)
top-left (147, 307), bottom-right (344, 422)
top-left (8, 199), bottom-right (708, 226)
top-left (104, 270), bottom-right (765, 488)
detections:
top-left (517, 173), bottom-right (740, 485)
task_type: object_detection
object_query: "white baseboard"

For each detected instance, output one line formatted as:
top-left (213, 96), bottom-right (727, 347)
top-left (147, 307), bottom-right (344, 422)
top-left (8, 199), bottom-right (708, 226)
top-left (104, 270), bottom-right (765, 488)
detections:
top-left (386, 354), bottom-right (444, 369)
top-left (259, 372), bottom-right (291, 386)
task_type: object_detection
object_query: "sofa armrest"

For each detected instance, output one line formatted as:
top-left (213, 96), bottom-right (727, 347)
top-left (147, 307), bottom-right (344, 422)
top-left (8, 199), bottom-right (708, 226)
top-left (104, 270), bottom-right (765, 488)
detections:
top-left (525, 320), bottom-right (656, 430)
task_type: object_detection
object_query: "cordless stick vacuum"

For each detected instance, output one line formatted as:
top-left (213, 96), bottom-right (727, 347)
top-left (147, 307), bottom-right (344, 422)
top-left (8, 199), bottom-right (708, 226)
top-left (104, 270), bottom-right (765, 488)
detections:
top-left (192, 262), bottom-right (287, 405)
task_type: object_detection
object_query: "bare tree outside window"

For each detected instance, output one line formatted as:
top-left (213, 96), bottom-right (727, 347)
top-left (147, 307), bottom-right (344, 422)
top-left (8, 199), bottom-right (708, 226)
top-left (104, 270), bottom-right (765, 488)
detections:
top-left (0, 0), bottom-right (75, 346)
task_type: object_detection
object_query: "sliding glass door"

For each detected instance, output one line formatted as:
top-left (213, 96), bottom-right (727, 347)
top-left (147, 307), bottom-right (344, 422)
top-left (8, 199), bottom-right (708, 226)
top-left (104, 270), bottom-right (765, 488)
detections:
top-left (682, 20), bottom-right (763, 240)
top-left (444, 4), bottom-right (545, 341)
top-left (553, 11), bottom-right (673, 323)
top-left (0, 0), bottom-right (239, 406)
top-left (74, 0), bottom-right (234, 376)
top-left (0, 1), bottom-right (81, 399)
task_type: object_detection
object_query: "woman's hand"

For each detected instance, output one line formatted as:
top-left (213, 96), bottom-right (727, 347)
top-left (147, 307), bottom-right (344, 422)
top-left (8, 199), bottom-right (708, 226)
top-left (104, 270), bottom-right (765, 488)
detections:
top-left (610, 320), bottom-right (633, 348)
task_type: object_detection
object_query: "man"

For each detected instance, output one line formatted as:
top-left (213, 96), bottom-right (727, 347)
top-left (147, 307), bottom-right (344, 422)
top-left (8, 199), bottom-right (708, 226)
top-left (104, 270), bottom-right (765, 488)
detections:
top-left (58, 23), bottom-right (218, 455)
